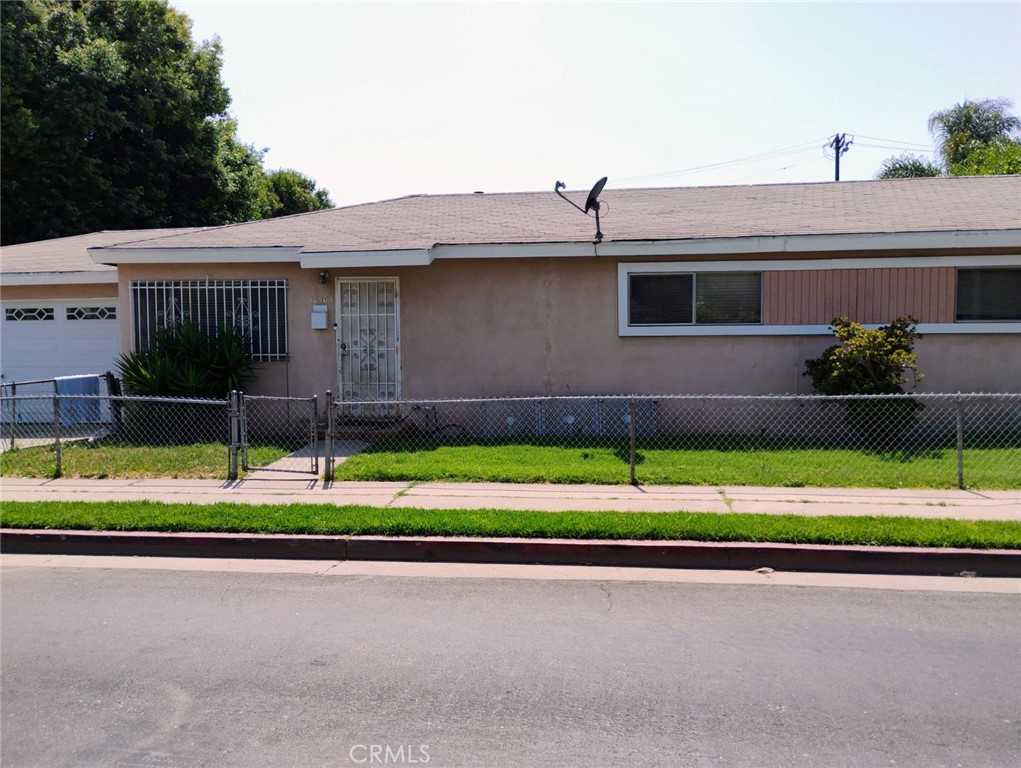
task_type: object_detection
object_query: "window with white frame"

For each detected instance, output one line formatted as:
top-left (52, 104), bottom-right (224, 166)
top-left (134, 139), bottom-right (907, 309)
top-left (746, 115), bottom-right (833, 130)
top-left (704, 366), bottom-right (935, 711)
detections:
top-left (131, 279), bottom-right (288, 361)
top-left (626, 271), bottom-right (761, 327)
top-left (956, 268), bottom-right (1021, 321)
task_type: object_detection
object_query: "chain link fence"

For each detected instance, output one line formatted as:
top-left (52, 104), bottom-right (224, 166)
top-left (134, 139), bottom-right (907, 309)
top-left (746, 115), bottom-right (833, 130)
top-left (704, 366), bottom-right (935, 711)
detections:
top-left (3, 384), bottom-right (1018, 489)
top-left (0, 392), bottom-right (231, 477)
top-left (324, 393), bottom-right (1021, 489)
top-left (2, 374), bottom-right (115, 455)
top-left (0, 386), bottom-right (320, 480)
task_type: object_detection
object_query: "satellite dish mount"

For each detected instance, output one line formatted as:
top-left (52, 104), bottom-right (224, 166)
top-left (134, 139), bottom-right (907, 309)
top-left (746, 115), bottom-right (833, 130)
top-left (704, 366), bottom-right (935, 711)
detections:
top-left (554, 176), bottom-right (608, 243)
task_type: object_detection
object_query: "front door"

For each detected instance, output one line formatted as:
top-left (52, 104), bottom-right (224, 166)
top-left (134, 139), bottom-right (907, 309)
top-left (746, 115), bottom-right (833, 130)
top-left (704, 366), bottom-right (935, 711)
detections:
top-left (335, 278), bottom-right (400, 414)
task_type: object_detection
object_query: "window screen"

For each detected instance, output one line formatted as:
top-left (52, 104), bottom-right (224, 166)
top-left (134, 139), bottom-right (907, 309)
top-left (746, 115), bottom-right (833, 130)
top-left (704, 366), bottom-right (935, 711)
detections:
top-left (629, 274), bottom-right (693, 325)
top-left (628, 272), bottom-right (761, 326)
top-left (695, 273), bottom-right (761, 324)
top-left (956, 269), bottom-right (1021, 321)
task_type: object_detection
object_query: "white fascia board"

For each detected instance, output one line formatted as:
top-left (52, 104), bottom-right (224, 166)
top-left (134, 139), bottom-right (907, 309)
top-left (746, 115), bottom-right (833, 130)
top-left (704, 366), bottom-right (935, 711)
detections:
top-left (2, 271), bottom-right (118, 286)
top-left (619, 323), bottom-right (1021, 337)
top-left (1, 295), bottom-right (119, 306)
top-left (385, 230), bottom-right (1021, 262)
top-left (433, 243), bottom-right (600, 260)
top-left (620, 254), bottom-right (1021, 275)
top-left (299, 249), bottom-right (433, 269)
top-left (88, 246), bottom-right (304, 265)
top-left (598, 229), bottom-right (1021, 258)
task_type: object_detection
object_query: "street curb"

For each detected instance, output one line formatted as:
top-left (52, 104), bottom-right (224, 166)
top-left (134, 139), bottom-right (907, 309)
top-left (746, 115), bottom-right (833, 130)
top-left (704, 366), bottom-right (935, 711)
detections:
top-left (3, 529), bottom-right (1020, 577)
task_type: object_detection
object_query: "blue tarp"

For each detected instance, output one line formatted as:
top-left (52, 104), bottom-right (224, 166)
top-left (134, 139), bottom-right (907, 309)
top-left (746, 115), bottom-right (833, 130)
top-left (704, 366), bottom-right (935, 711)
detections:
top-left (55, 375), bottom-right (101, 426)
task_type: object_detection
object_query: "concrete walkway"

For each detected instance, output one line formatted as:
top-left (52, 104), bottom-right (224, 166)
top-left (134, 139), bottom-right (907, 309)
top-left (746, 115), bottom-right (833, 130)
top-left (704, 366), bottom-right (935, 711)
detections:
top-left (2, 476), bottom-right (1019, 521)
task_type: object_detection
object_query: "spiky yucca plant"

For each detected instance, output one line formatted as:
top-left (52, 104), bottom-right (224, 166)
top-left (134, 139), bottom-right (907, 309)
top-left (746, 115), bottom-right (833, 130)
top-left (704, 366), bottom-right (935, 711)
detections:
top-left (117, 322), bottom-right (257, 398)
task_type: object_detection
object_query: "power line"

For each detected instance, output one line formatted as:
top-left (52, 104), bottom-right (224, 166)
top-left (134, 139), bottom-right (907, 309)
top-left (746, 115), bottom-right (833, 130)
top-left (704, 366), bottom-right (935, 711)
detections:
top-left (855, 142), bottom-right (936, 154)
top-left (723, 155), bottom-right (822, 184)
top-left (610, 131), bottom-right (933, 187)
top-left (613, 137), bottom-right (832, 185)
top-left (848, 134), bottom-right (932, 149)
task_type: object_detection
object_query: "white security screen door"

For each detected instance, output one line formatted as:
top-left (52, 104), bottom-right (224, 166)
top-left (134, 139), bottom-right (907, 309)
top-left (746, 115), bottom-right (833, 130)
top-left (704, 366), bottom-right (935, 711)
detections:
top-left (336, 279), bottom-right (400, 412)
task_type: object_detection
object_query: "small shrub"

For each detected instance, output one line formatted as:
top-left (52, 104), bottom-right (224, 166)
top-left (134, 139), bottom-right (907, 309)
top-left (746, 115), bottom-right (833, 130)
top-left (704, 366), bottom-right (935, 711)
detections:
top-left (804, 316), bottom-right (924, 445)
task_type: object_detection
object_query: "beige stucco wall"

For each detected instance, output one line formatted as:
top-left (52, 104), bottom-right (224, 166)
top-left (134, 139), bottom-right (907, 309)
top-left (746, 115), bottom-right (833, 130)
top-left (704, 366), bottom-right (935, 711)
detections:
top-left (0, 283), bottom-right (118, 302)
top-left (116, 257), bottom-right (1021, 398)
top-left (116, 263), bottom-right (335, 398)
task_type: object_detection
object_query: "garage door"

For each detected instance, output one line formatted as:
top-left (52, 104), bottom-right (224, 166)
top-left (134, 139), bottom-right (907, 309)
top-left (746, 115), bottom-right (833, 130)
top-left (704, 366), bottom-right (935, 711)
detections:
top-left (1, 300), bottom-right (121, 385)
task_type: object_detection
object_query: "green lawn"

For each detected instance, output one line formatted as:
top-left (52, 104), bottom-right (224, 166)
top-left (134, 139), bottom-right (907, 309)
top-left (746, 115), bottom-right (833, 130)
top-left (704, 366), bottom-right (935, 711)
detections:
top-left (0, 441), bottom-right (291, 479)
top-left (2, 434), bottom-right (1018, 489)
top-left (333, 437), bottom-right (1021, 490)
top-left (2, 500), bottom-right (1019, 549)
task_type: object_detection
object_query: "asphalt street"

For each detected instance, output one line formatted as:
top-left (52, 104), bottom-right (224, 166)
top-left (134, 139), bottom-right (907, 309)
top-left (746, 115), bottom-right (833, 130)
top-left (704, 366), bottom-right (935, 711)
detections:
top-left (2, 559), bottom-right (1019, 768)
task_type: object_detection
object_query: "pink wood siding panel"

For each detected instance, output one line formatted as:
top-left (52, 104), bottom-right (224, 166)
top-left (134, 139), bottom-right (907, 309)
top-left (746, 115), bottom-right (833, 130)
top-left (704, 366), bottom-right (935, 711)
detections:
top-left (764, 268), bottom-right (955, 325)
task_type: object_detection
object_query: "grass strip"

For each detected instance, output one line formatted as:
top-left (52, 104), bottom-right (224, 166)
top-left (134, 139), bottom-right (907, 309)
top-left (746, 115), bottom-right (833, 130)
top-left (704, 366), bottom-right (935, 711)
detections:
top-left (2, 501), bottom-right (1019, 550)
top-left (2, 439), bottom-right (1017, 490)
top-left (334, 440), bottom-right (1021, 490)
top-left (0, 442), bottom-right (291, 479)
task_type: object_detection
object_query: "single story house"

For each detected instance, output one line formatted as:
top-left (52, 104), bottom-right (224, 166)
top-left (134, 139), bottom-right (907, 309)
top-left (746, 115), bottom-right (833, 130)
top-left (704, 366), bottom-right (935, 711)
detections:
top-left (87, 175), bottom-right (1020, 401)
top-left (0, 229), bottom-right (200, 385)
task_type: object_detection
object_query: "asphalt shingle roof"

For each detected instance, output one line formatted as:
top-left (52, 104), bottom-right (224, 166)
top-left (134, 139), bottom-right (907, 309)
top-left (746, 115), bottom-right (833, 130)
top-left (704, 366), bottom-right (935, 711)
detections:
top-left (101, 176), bottom-right (1021, 255)
top-left (1, 229), bottom-right (204, 275)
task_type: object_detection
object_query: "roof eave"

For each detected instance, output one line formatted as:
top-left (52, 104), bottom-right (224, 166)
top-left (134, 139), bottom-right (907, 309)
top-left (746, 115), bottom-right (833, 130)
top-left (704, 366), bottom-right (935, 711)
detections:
top-left (1, 271), bottom-right (119, 286)
top-left (595, 229), bottom-right (1021, 257)
top-left (87, 245), bottom-right (304, 266)
top-left (299, 249), bottom-right (433, 269)
top-left (85, 228), bottom-right (1021, 267)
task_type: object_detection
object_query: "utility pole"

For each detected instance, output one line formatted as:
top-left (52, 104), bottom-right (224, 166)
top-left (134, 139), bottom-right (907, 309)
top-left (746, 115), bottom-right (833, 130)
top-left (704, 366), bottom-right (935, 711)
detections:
top-left (829, 133), bottom-right (852, 181)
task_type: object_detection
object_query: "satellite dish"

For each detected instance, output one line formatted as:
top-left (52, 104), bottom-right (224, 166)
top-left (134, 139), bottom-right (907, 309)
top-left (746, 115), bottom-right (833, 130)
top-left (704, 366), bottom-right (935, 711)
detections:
top-left (584, 177), bottom-right (608, 213)
top-left (553, 176), bottom-right (609, 243)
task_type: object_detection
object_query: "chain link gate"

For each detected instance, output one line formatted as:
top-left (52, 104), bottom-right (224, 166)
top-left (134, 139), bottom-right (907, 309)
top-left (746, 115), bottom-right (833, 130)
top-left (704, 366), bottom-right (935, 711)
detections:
top-left (239, 393), bottom-right (319, 475)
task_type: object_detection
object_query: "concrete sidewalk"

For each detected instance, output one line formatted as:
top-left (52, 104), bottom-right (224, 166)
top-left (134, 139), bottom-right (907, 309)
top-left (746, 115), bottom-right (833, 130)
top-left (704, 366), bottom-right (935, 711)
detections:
top-left (2, 476), bottom-right (1019, 521)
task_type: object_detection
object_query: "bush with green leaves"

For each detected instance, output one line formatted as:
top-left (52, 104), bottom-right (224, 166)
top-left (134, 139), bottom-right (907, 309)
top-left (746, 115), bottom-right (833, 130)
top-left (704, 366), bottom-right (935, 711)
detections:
top-left (114, 323), bottom-right (255, 444)
top-left (117, 322), bottom-right (257, 398)
top-left (804, 316), bottom-right (924, 445)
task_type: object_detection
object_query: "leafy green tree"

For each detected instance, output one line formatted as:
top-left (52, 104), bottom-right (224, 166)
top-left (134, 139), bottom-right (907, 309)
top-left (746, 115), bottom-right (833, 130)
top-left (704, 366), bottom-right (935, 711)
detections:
top-left (0, 0), bottom-right (328, 245)
top-left (875, 98), bottom-right (1021, 179)
top-left (265, 169), bottom-right (333, 217)
top-left (950, 137), bottom-right (1021, 176)
top-left (929, 98), bottom-right (1021, 169)
top-left (804, 317), bottom-right (924, 444)
top-left (216, 123), bottom-right (278, 221)
top-left (876, 154), bottom-right (941, 180)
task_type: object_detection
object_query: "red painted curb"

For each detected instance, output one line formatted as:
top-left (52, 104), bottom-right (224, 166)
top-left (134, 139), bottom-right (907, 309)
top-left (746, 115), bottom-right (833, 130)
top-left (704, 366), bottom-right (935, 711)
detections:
top-left (346, 536), bottom-right (1021, 576)
top-left (1, 530), bottom-right (348, 561)
top-left (3, 529), bottom-right (1019, 577)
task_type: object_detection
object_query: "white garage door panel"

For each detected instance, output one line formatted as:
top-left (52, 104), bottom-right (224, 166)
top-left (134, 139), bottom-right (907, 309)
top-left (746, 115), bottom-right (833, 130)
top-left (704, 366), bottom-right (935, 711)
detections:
top-left (66, 336), bottom-right (120, 355)
top-left (1, 300), bottom-right (121, 384)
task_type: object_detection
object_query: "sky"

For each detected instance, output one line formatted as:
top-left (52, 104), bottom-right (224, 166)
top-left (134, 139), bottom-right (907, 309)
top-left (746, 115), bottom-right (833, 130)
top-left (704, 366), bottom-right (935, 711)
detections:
top-left (172, 1), bottom-right (1021, 209)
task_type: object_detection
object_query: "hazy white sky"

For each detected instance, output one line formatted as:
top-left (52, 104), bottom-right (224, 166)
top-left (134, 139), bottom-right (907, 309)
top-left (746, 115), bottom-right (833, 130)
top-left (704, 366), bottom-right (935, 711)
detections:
top-left (172, 1), bottom-right (1021, 208)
